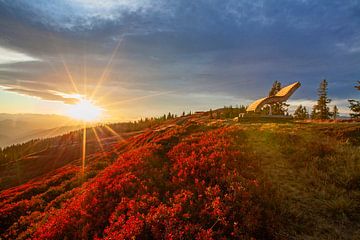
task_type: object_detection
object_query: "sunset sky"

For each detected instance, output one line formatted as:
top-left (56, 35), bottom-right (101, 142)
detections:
top-left (0, 0), bottom-right (359, 121)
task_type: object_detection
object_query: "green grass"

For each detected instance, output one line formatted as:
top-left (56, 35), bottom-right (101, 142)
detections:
top-left (237, 122), bottom-right (360, 239)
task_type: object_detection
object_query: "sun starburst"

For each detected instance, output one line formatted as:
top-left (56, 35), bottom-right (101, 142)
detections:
top-left (66, 98), bottom-right (103, 122)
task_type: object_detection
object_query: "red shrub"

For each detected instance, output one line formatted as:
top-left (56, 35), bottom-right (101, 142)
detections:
top-left (1, 125), bottom-right (273, 239)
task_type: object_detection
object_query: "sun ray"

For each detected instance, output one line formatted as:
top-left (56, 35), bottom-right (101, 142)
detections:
top-left (42, 54), bottom-right (62, 77)
top-left (90, 35), bottom-right (124, 100)
top-left (82, 122), bottom-right (87, 175)
top-left (19, 118), bottom-right (77, 155)
top-left (103, 91), bottom-right (174, 107)
top-left (96, 125), bottom-right (107, 136)
top-left (83, 48), bottom-right (88, 97)
top-left (51, 143), bottom-right (68, 170)
top-left (92, 127), bottom-right (105, 153)
top-left (104, 125), bottom-right (124, 141)
top-left (59, 54), bottom-right (80, 94)
top-left (48, 33), bottom-right (80, 94)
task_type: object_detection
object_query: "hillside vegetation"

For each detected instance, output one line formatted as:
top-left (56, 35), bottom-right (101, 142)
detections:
top-left (0, 113), bottom-right (359, 239)
top-left (0, 120), bottom-right (165, 190)
top-left (0, 114), bottom-right (82, 147)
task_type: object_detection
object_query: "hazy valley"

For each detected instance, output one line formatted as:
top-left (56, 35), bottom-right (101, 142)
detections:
top-left (0, 114), bottom-right (83, 147)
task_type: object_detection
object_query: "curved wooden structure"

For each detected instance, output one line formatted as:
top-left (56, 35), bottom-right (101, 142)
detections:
top-left (246, 82), bottom-right (301, 113)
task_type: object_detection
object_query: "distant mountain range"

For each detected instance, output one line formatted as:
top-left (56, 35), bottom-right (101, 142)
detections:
top-left (0, 113), bottom-right (82, 147)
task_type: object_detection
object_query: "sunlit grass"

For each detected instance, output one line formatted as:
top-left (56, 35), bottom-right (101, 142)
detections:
top-left (243, 123), bottom-right (360, 239)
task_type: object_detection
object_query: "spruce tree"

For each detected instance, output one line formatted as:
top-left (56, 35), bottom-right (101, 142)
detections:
top-left (294, 105), bottom-right (303, 119)
top-left (332, 105), bottom-right (339, 120)
top-left (268, 80), bottom-right (281, 95)
top-left (239, 105), bottom-right (246, 113)
top-left (312, 79), bottom-right (331, 119)
top-left (348, 81), bottom-right (360, 118)
top-left (263, 80), bottom-right (289, 115)
top-left (310, 105), bottom-right (317, 119)
top-left (294, 105), bottom-right (308, 119)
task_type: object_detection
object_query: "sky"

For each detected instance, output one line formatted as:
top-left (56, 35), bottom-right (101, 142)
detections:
top-left (0, 0), bottom-right (359, 121)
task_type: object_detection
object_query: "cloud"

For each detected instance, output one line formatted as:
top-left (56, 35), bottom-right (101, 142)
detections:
top-left (1, 0), bottom-right (170, 31)
top-left (0, 46), bottom-right (40, 64)
top-left (0, 85), bottom-right (79, 104)
top-left (336, 35), bottom-right (360, 53)
top-left (0, 0), bottom-right (359, 118)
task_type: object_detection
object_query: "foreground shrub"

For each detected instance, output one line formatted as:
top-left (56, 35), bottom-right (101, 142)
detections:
top-left (2, 126), bottom-right (274, 239)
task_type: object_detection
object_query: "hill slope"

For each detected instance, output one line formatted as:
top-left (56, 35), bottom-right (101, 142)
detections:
top-left (0, 113), bottom-right (82, 147)
top-left (0, 114), bottom-right (360, 239)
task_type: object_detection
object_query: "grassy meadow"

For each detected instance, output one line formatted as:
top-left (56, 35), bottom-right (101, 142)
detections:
top-left (236, 122), bottom-right (360, 239)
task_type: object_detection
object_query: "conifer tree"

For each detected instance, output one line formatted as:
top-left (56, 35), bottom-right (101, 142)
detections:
top-left (268, 80), bottom-right (281, 96)
top-left (239, 105), bottom-right (246, 113)
top-left (348, 81), bottom-right (360, 118)
top-left (332, 105), bottom-right (339, 120)
top-left (310, 106), bottom-right (317, 119)
top-left (294, 105), bottom-right (308, 119)
top-left (311, 79), bottom-right (331, 119)
top-left (263, 80), bottom-right (289, 115)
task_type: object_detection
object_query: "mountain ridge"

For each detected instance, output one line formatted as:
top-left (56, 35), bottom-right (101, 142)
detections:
top-left (0, 113), bottom-right (83, 148)
top-left (0, 112), bottom-right (359, 239)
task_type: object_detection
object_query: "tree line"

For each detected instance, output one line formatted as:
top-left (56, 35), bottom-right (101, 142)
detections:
top-left (295, 79), bottom-right (359, 120)
top-left (262, 79), bottom-right (359, 120)
top-left (0, 116), bottom-right (178, 165)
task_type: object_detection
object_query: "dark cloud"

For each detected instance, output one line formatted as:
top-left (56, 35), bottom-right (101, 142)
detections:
top-left (0, 0), bottom-right (359, 114)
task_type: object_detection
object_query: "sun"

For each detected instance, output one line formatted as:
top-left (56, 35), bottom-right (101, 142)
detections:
top-left (66, 98), bottom-right (103, 122)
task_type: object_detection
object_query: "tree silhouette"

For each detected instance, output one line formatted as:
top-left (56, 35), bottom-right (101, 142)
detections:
top-left (311, 79), bottom-right (331, 119)
top-left (262, 80), bottom-right (289, 115)
top-left (293, 105), bottom-right (308, 119)
top-left (332, 105), bottom-right (339, 120)
top-left (348, 81), bottom-right (360, 118)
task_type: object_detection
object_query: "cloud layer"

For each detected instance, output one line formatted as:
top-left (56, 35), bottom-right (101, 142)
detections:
top-left (0, 0), bottom-right (359, 118)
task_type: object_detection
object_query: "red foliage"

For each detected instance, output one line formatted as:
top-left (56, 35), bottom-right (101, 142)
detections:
top-left (1, 125), bottom-right (273, 239)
